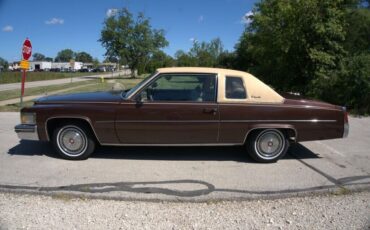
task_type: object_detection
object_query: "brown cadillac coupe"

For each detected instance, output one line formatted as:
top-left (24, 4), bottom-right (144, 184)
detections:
top-left (15, 67), bottom-right (349, 162)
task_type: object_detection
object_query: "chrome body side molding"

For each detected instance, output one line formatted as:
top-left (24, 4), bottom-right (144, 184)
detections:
top-left (100, 143), bottom-right (243, 147)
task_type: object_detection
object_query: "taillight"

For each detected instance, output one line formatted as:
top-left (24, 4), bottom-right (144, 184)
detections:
top-left (344, 111), bottom-right (348, 124)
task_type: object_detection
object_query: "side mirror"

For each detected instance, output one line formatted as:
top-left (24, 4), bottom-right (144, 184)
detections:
top-left (134, 93), bottom-right (143, 102)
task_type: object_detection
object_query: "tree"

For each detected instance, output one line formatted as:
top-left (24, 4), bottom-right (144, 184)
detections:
top-left (100, 8), bottom-right (168, 77)
top-left (44, 57), bottom-right (53, 62)
top-left (32, 53), bottom-right (46, 61)
top-left (234, 31), bottom-right (255, 72)
top-left (344, 8), bottom-right (370, 54)
top-left (189, 38), bottom-right (224, 67)
top-left (146, 50), bottom-right (175, 73)
top-left (217, 51), bottom-right (237, 69)
top-left (55, 49), bottom-right (75, 62)
top-left (332, 53), bottom-right (370, 114)
top-left (0, 57), bottom-right (8, 71)
top-left (175, 50), bottom-right (197, 67)
top-left (236, 0), bottom-right (347, 95)
top-left (92, 58), bottom-right (100, 68)
top-left (104, 56), bottom-right (119, 63)
top-left (75, 52), bottom-right (93, 63)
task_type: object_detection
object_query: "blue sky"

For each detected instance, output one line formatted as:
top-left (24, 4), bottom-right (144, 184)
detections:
top-left (0, 0), bottom-right (256, 62)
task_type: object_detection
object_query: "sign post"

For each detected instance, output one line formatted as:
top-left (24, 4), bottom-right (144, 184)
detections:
top-left (20, 38), bottom-right (32, 108)
top-left (69, 59), bottom-right (75, 83)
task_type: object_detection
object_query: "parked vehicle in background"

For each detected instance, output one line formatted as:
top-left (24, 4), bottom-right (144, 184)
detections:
top-left (79, 68), bottom-right (92, 73)
top-left (15, 67), bottom-right (349, 163)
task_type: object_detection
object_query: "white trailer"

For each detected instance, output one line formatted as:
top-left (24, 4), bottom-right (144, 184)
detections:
top-left (72, 62), bottom-right (83, 71)
top-left (30, 61), bottom-right (52, 71)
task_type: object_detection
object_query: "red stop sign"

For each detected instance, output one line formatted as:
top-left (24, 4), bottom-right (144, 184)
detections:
top-left (22, 38), bottom-right (32, 60)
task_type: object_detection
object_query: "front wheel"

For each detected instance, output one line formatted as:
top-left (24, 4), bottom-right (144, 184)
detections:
top-left (247, 129), bottom-right (289, 163)
top-left (52, 124), bottom-right (95, 160)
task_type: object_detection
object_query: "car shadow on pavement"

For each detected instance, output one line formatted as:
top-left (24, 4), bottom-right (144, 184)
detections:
top-left (7, 141), bottom-right (55, 158)
top-left (8, 141), bottom-right (320, 162)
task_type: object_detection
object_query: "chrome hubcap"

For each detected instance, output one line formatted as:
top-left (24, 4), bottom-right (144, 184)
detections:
top-left (255, 130), bottom-right (284, 159)
top-left (57, 126), bottom-right (87, 157)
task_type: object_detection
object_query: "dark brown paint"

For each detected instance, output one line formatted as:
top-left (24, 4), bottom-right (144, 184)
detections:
top-left (21, 88), bottom-right (345, 145)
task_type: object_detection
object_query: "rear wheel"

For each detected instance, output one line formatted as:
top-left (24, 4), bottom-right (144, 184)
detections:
top-left (247, 129), bottom-right (289, 163)
top-left (52, 123), bottom-right (95, 160)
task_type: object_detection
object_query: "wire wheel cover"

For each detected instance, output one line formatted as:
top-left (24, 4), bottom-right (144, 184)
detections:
top-left (57, 126), bottom-right (87, 156)
top-left (255, 130), bottom-right (284, 159)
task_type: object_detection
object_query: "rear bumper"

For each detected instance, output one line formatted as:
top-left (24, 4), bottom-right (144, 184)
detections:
top-left (343, 122), bottom-right (349, 138)
top-left (14, 124), bottom-right (39, 141)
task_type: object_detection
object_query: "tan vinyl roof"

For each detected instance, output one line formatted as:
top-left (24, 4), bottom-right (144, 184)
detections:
top-left (157, 67), bottom-right (284, 104)
top-left (158, 67), bottom-right (249, 76)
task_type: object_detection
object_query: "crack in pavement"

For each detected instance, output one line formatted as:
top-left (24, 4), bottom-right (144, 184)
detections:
top-left (0, 176), bottom-right (369, 198)
top-left (291, 152), bottom-right (370, 190)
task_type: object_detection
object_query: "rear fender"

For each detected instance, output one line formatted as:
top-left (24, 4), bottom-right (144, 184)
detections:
top-left (243, 124), bottom-right (298, 144)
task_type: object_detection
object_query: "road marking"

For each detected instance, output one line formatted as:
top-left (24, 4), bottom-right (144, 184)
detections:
top-left (316, 141), bottom-right (345, 157)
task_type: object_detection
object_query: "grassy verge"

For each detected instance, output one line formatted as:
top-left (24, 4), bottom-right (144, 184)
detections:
top-left (0, 80), bottom-right (98, 101)
top-left (0, 71), bottom-right (105, 84)
top-left (0, 78), bottom-right (143, 112)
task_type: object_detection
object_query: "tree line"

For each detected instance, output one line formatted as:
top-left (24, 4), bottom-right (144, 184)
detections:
top-left (32, 49), bottom-right (99, 64)
top-left (99, 1), bottom-right (369, 114)
top-left (1, 0), bottom-right (368, 113)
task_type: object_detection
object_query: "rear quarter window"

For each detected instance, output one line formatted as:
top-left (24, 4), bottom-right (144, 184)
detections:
top-left (225, 76), bottom-right (247, 99)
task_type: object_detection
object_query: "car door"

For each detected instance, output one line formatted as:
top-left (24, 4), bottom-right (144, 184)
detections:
top-left (115, 73), bottom-right (219, 144)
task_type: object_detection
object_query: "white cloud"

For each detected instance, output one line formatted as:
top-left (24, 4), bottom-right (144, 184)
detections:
top-left (106, 8), bottom-right (118, 17)
top-left (2, 25), bottom-right (13, 32)
top-left (241, 11), bottom-right (253, 24)
top-left (189, 37), bottom-right (198, 43)
top-left (198, 15), bottom-right (204, 23)
top-left (45, 18), bottom-right (64, 25)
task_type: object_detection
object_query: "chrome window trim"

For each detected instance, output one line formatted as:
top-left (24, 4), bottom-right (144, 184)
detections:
top-left (124, 72), bottom-right (159, 99)
top-left (225, 75), bottom-right (248, 99)
top-left (127, 72), bottom-right (218, 103)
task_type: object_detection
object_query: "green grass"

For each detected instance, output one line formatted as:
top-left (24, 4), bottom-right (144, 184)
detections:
top-left (53, 78), bottom-right (142, 94)
top-left (0, 71), bottom-right (104, 84)
top-left (0, 101), bottom-right (34, 112)
top-left (0, 78), bottom-right (143, 112)
top-left (0, 80), bottom-right (98, 101)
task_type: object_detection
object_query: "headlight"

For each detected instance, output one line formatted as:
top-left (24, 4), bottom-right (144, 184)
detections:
top-left (21, 113), bottom-right (36, 124)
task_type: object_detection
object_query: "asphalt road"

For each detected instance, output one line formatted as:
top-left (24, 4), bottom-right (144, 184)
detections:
top-left (0, 112), bottom-right (369, 201)
top-left (0, 71), bottom-right (125, 92)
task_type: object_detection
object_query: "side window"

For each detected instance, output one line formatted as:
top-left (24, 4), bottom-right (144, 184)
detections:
top-left (226, 76), bottom-right (247, 99)
top-left (140, 74), bottom-right (216, 102)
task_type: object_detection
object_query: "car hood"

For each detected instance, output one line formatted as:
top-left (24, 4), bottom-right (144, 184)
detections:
top-left (35, 91), bottom-right (124, 104)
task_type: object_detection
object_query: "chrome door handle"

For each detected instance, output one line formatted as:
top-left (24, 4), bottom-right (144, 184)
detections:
top-left (203, 108), bottom-right (218, 115)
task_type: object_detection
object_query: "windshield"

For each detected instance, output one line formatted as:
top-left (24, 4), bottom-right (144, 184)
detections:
top-left (123, 72), bottom-right (157, 99)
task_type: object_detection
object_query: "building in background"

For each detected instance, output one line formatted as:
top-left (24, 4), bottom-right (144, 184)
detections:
top-left (8, 62), bottom-right (20, 71)
top-left (30, 61), bottom-right (52, 71)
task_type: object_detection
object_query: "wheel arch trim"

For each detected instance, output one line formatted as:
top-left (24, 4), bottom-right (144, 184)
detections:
top-left (45, 116), bottom-right (101, 144)
top-left (243, 124), bottom-right (298, 144)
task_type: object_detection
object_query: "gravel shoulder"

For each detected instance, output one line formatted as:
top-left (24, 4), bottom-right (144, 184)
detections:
top-left (0, 191), bottom-right (369, 229)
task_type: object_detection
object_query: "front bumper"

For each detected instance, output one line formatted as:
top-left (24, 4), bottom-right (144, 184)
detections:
top-left (14, 124), bottom-right (39, 141)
